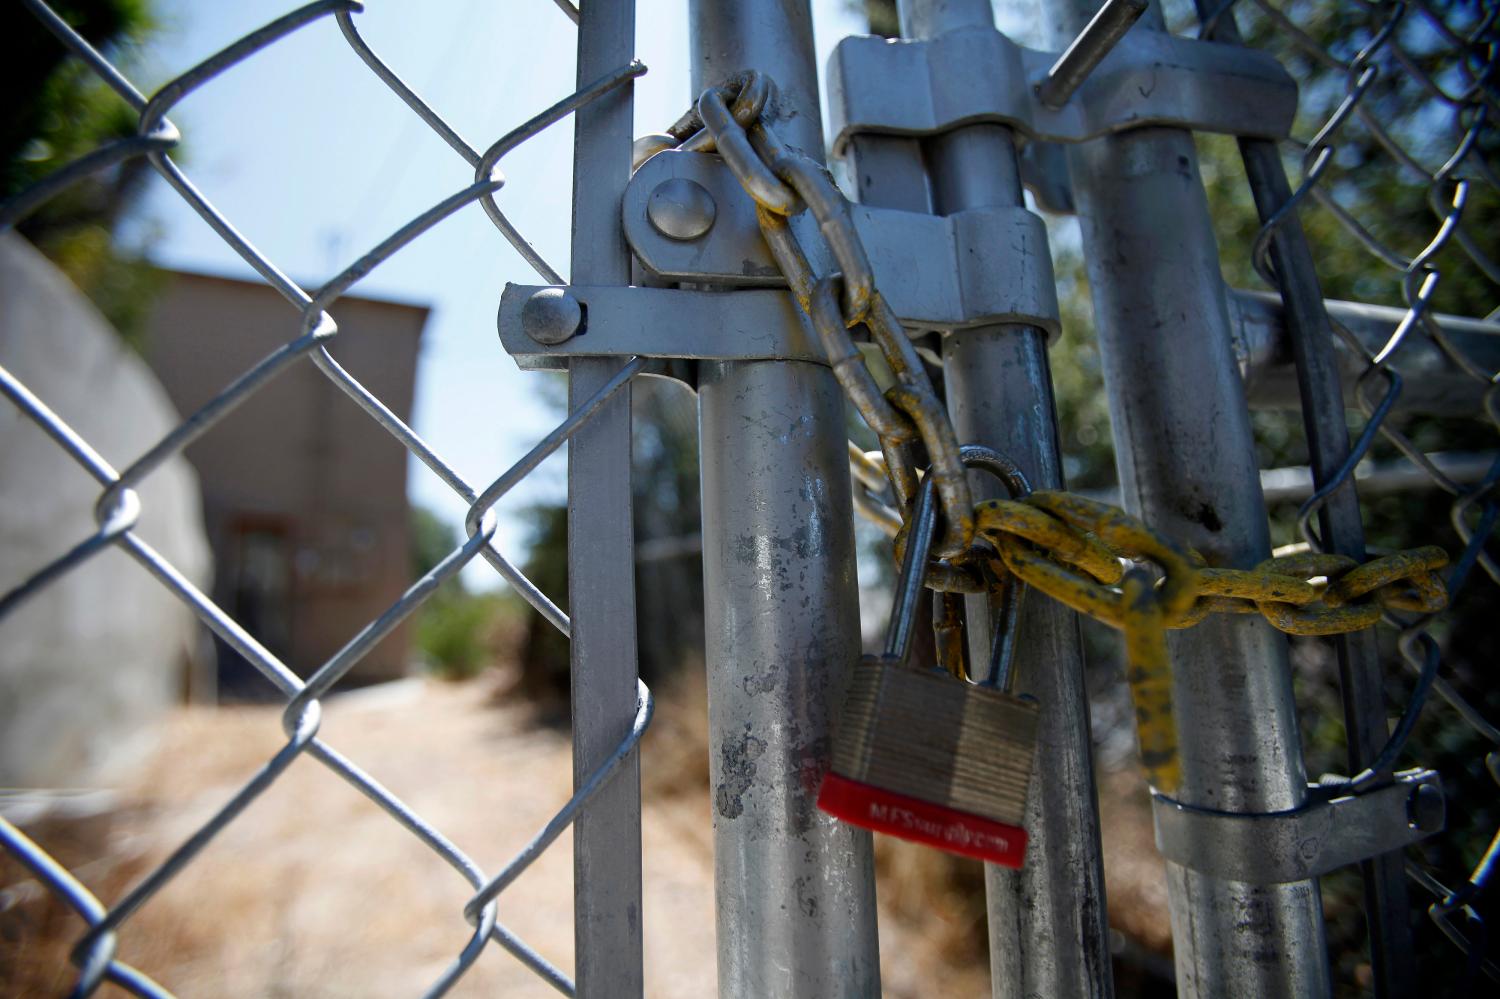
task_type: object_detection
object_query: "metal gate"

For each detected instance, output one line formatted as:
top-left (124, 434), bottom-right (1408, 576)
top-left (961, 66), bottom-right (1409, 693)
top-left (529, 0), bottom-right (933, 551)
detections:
top-left (2, 0), bottom-right (1496, 996)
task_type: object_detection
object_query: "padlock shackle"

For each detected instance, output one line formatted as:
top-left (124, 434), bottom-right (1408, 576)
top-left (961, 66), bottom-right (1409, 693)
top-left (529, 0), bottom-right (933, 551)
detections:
top-left (885, 447), bottom-right (1032, 679)
top-left (958, 445), bottom-right (1032, 500)
top-left (885, 474), bottom-right (939, 662)
top-left (958, 446), bottom-right (1032, 692)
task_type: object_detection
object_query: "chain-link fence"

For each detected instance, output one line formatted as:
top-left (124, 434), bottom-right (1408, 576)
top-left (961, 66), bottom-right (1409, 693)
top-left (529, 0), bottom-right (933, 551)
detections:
top-left (0, 2), bottom-right (651, 995)
top-left (3, 0), bottom-right (1498, 996)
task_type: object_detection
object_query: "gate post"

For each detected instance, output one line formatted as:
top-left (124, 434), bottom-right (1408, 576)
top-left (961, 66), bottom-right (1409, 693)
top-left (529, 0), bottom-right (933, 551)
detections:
top-left (689, 2), bottom-right (881, 996)
top-left (1040, 0), bottom-right (1332, 994)
top-left (845, 2), bottom-right (1116, 995)
top-left (1191, 4), bottom-right (1414, 991)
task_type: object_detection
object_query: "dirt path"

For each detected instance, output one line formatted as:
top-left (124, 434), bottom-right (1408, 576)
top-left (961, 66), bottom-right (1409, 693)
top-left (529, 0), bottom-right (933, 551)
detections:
top-left (9, 676), bottom-right (1041, 996)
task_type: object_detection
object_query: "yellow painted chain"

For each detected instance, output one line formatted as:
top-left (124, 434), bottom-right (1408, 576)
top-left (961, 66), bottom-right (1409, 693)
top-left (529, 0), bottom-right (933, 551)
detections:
top-left (971, 492), bottom-right (1449, 793)
top-left (658, 76), bottom-right (1453, 798)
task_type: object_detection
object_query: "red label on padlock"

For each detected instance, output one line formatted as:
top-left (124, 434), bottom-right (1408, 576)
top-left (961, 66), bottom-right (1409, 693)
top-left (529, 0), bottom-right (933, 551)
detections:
top-left (817, 772), bottom-right (1029, 868)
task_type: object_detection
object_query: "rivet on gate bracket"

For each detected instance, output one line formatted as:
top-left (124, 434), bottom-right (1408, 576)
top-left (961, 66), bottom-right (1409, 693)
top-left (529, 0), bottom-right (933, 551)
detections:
top-left (521, 287), bottom-right (584, 345)
top-left (1151, 769), bottom-right (1445, 885)
top-left (646, 177), bottom-right (717, 241)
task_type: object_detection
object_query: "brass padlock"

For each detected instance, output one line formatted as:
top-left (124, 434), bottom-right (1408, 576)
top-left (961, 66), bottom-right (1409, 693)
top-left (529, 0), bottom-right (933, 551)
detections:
top-left (818, 448), bottom-right (1040, 867)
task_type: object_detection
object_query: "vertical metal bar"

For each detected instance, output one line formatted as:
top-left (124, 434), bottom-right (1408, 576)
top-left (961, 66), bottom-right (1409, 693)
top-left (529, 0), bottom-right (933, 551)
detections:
top-left (569, 2), bottom-right (642, 996)
top-left (1035, 0), bottom-right (1149, 109)
top-left (690, 1), bottom-right (881, 995)
top-left (1040, 1), bottom-right (1333, 995)
top-left (1195, 7), bottom-right (1413, 993)
top-left (884, 2), bottom-right (1115, 996)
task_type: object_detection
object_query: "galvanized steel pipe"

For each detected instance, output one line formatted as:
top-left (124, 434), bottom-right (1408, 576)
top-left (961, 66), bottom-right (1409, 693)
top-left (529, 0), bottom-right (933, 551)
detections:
top-left (1041, 0), bottom-right (1333, 994)
top-left (690, 2), bottom-right (881, 996)
top-left (569, 3), bottom-right (644, 996)
top-left (891, 1), bottom-right (1117, 995)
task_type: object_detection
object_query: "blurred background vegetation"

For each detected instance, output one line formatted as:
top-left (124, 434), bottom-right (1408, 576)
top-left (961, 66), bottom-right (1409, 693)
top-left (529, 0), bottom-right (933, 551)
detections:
top-left (2, 0), bottom-right (166, 346)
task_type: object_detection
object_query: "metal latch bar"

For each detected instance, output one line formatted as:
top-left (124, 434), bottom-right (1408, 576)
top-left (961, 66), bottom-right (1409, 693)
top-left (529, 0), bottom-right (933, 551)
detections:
top-left (623, 150), bottom-right (1062, 336)
top-left (1151, 769), bottom-right (1445, 885)
top-left (498, 283), bottom-right (828, 370)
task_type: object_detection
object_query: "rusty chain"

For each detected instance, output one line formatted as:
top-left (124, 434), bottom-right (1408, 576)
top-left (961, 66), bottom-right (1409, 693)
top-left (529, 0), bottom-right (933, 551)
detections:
top-left (658, 70), bottom-right (1459, 802)
top-left (972, 491), bottom-right (1449, 794)
top-left (656, 71), bottom-right (974, 558)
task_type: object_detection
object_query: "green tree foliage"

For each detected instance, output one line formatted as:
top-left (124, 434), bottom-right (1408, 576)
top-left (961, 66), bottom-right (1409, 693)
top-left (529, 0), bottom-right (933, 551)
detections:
top-left (410, 505), bottom-right (459, 578)
top-left (512, 377), bottom-right (707, 713)
top-left (407, 505), bottom-right (523, 681)
top-left (516, 499), bottom-right (571, 707)
top-left (3, 0), bottom-right (164, 344)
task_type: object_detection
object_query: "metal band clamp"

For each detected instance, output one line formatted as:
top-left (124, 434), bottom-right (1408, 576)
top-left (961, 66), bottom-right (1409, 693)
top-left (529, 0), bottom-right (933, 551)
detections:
top-left (1151, 769), bottom-right (1445, 885)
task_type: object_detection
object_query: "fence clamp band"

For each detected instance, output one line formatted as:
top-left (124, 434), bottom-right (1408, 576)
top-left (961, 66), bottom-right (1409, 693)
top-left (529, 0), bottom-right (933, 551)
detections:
top-left (622, 149), bottom-right (1062, 337)
top-left (1152, 769), bottom-right (1445, 886)
top-left (827, 24), bottom-right (1298, 155)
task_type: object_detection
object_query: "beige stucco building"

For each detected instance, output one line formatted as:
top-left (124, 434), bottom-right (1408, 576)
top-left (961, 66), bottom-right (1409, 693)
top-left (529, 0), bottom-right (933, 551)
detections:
top-left (144, 271), bottom-right (429, 697)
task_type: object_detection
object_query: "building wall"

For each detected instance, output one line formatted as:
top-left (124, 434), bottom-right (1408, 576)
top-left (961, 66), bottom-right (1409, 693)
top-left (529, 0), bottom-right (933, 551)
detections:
top-left (0, 234), bottom-right (210, 786)
top-left (144, 272), bottom-right (428, 694)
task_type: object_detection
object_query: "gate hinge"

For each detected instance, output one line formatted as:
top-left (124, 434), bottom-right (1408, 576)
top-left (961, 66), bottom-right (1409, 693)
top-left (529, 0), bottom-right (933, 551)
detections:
top-left (1151, 768), bottom-right (1445, 885)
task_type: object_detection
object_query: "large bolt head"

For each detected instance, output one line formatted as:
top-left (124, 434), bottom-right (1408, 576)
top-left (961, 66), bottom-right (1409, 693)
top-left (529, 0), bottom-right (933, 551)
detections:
top-left (647, 177), bottom-right (717, 241)
top-left (522, 287), bottom-right (583, 345)
top-left (1407, 781), bottom-right (1445, 832)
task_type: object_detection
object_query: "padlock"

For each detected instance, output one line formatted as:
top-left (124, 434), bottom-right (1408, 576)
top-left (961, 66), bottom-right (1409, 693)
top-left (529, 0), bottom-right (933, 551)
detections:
top-left (818, 446), bottom-right (1040, 867)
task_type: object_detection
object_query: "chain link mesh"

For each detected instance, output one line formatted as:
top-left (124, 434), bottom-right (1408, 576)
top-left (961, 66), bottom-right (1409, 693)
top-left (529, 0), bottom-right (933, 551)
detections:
top-left (1211, 0), bottom-right (1498, 979)
top-left (0, 2), bottom-right (651, 995)
top-left (6, 0), bottom-right (1500, 992)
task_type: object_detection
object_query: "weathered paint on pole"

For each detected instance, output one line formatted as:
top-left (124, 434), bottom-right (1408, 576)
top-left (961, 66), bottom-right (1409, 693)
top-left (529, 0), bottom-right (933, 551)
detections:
top-left (690, 1), bottom-right (881, 996)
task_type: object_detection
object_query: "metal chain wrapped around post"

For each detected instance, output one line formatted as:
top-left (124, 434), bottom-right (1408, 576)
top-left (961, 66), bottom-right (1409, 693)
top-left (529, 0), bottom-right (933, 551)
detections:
top-left (663, 72), bottom-right (974, 559)
top-left (655, 69), bottom-right (1458, 803)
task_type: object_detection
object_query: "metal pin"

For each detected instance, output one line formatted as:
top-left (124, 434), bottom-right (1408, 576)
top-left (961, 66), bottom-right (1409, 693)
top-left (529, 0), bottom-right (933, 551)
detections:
top-left (646, 177), bottom-right (717, 241)
top-left (1036, 0), bottom-right (1148, 109)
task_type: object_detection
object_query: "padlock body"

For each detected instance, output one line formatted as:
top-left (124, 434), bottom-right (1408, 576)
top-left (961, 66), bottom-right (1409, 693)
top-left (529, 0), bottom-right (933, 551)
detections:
top-left (818, 656), bottom-right (1039, 867)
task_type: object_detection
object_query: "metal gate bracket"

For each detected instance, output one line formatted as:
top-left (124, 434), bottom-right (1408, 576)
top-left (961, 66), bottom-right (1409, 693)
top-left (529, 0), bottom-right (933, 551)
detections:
top-left (1152, 769), bottom-right (1445, 885)
top-left (623, 150), bottom-right (1061, 336)
top-left (498, 283), bottom-right (827, 370)
top-left (827, 25), bottom-right (1297, 156)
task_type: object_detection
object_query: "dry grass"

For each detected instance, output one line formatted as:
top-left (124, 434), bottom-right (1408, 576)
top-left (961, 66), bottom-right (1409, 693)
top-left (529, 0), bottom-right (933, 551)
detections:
top-left (2, 670), bottom-right (1170, 997)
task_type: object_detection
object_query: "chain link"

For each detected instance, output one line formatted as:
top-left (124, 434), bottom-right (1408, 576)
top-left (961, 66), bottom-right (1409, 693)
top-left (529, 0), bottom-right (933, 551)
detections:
top-left (663, 72), bottom-right (975, 558)
top-left (971, 492), bottom-right (1449, 794)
